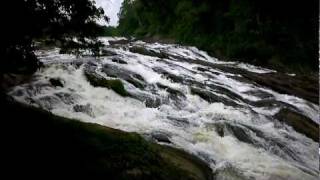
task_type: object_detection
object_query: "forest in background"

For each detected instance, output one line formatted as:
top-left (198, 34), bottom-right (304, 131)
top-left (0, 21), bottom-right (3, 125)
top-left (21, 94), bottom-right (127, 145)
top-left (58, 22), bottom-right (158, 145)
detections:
top-left (113, 0), bottom-right (319, 73)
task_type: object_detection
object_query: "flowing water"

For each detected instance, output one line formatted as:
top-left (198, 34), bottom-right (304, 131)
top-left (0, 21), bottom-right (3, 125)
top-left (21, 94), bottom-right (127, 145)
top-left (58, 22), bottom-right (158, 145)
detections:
top-left (9, 37), bottom-right (319, 180)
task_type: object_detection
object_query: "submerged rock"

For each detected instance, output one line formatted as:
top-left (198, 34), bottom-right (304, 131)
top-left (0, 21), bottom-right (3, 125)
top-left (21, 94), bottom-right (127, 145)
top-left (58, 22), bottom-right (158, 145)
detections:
top-left (191, 87), bottom-right (240, 107)
top-left (145, 97), bottom-right (162, 108)
top-left (157, 83), bottom-right (186, 100)
top-left (275, 108), bottom-right (319, 142)
top-left (73, 104), bottom-right (94, 117)
top-left (213, 164), bottom-right (249, 180)
top-left (111, 57), bottom-right (128, 64)
top-left (49, 78), bottom-right (64, 87)
top-left (211, 122), bottom-right (257, 145)
top-left (151, 132), bottom-right (172, 144)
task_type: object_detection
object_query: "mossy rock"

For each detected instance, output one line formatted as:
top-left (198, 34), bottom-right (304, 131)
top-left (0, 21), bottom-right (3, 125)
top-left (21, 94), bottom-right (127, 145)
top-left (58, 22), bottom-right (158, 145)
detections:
top-left (85, 72), bottom-right (129, 97)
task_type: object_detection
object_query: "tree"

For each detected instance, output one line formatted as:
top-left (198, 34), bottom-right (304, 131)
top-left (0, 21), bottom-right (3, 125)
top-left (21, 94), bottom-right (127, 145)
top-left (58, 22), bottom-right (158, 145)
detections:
top-left (117, 0), bottom-right (319, 72)
top-left (1, 0), bottom-right (107, 74)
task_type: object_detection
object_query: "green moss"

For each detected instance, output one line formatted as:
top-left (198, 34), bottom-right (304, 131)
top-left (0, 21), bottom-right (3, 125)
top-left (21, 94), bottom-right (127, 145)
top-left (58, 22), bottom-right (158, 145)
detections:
top-left (85, 72), bottom-right (129, 97)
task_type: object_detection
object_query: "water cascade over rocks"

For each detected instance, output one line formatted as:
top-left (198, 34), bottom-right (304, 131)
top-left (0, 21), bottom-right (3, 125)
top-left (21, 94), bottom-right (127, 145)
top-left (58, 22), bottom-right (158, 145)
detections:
top-left (9, 37), bottom-right (319, 180)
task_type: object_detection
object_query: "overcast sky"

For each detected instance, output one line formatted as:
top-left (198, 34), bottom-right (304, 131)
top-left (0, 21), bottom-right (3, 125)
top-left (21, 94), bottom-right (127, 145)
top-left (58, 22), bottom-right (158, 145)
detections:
top-left (94, 0), bottom-right (124, 26)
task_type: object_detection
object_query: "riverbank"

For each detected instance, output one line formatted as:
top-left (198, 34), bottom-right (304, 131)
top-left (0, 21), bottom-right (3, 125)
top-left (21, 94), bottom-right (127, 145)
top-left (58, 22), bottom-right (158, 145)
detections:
top-left (0, 93), bottom-right (212, 179)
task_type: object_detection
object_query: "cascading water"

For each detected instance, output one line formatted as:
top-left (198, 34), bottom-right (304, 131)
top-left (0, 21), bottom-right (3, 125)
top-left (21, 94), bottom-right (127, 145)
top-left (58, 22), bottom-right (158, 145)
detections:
top-left (8, 37), bottom-right (319, 180)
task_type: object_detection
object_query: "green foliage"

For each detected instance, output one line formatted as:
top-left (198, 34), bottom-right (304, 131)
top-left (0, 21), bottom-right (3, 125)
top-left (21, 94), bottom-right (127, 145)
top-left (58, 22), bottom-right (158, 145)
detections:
top-left (102, 26), bottom-right (119, 36)
top-left (117, 0), bottom-right (319, 73)
top-left (1, 0), bottom-right (107, 74)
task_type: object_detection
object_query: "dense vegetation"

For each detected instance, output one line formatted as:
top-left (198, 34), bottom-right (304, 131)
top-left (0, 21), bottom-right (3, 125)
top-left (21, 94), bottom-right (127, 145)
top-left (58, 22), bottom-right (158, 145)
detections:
top-left (117, 0), bottom-right (319, 72)
top-left (1, 0), bottom-right (107, 74)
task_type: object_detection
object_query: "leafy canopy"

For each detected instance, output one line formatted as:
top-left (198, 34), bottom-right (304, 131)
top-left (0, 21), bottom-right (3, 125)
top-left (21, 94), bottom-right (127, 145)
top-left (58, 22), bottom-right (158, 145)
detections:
top-left (1, 0), bottom-right (107, 74)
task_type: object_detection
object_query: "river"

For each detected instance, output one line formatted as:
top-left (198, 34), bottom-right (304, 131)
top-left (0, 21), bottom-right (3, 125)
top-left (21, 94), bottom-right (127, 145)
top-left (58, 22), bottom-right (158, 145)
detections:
top-left (8, 37), bottom-right (319, 180)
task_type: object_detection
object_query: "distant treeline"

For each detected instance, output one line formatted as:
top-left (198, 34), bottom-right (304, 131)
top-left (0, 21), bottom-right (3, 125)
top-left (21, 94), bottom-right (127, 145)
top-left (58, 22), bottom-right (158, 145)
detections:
top-left (115, 0), bottom-right (319, 73)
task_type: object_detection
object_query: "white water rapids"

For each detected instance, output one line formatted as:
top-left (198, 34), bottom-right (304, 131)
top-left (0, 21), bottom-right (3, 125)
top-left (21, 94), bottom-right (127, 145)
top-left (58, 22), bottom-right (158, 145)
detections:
top-left (9, 37), bottom-right (319, 180)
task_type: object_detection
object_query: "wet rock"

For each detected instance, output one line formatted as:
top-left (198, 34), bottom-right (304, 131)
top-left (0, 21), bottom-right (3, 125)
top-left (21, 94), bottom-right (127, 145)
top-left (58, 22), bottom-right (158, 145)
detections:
top-left (153, 67), bottom-right (184, 83)
top-left (226, 123), bottom-right (256, 144)
top-left (102, 64), bottom-right (145, 89)
top-left (71, 60), bottom-right (86, 68)
top-left (275, 108), bottom-right (319, 141)
top-left (108, 39), bottom-right (131, 45)
top-left (111, 57), bottom-right (128, 64)
top-left (209, 122), bottom-right (257, 145)
top-left (84, 71), bottom-right (129, 97)
top-left (243, 90), bottom-right (274, 99)
top-left (49, 78), bottom-right (64, 87)
top-left (37, 96), bottom-right (60, 110)
top-left (215, 123), bottom-right (225, 137)
top-left (100, 49), bottom-right (117, 56)
top-left (129, 46), bottom-right (169, 59)
top-left (167, 55), bottom-right (319, 103)
top-left (206, 84), bottom-right (244, 103)
top-left (167, 116), bottom-right (190, 127)
top-left (55, 92), bottom-right (77, 105)
top-left (159, 146), bottom-right (214, 180)
top-left (191, 87), bottom-right (240, 107)
top-left (213, 165), bottom-right (249, 180)
top-left (197, 67), bottom-right (208, 72)
top-left (151, 132), bottom-right (171, 143)
top-left (145, 98), bottom-right (162, 108)
top-left (73, 104), bottom-right (94, 117)
top-left (0, 74), bottom-right (32, 90)
top-left (241, 72), bottom-right (319, 104)
top-left (157, 83), bottom-right (186, 100)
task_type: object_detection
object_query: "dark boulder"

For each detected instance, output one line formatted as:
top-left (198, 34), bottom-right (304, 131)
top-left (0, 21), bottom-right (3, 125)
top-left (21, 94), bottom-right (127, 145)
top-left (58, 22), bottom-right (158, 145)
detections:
top-left (111, 57), bottom-right (128, 64)
top-left (275, 108), bottom-right (319, 142)
top-left (49, 78), bottom-right (64, 87)
top-left (151, 132), bottom-right (172, 144)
